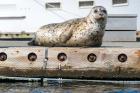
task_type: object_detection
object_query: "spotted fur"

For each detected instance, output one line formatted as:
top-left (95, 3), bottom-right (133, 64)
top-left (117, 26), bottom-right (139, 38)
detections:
top-left (28, 6), bottom-right (107, 47)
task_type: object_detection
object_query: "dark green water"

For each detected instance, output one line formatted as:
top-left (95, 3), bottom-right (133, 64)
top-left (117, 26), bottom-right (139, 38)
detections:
top-left (1, 81), bottom-right (140, 93)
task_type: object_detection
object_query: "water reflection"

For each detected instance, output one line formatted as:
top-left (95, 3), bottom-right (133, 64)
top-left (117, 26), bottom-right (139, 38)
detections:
top-left (0, 80), bottom-right (140, 93)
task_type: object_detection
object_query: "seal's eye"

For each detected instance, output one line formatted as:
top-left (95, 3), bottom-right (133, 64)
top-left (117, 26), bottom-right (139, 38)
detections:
top-left (94, 10), bottom-right (98, 13)
top-left (102, 10), bottom-right (107, 14)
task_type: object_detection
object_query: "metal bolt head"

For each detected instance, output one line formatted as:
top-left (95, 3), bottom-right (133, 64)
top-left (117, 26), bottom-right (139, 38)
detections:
top-left (28, 52), bottom-right (37, 61)
top-left (57, 53), bottom-right (67, 62)
top-left (118, 53), bottom-right (127, 62)
top-left (0, 52), bottom-right (7, 61)
top-left (87, 53), bottom-right (97, 62)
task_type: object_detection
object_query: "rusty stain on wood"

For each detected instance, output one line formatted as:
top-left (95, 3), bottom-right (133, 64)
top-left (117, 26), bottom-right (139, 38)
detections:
top-left (135, 50), bottom-right (140, 57)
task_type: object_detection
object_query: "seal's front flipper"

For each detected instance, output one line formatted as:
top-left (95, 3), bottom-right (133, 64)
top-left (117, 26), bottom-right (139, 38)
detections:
top-left (60, 30), bottom-right (73, 43)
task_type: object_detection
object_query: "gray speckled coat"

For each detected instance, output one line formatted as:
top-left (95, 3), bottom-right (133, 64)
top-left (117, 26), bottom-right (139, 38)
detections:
top-left (28, 6), bottom-right (107, 47)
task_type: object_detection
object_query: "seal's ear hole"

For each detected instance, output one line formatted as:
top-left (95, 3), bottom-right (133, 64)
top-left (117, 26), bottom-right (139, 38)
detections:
top-left (94, 10), bottom-right (98, 13)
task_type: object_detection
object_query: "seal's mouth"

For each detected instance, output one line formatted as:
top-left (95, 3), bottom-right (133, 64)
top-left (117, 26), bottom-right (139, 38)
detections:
top-left (94, 14), bottom-right (105, 20)
top-left (95, 16), bottom-right (105, 21)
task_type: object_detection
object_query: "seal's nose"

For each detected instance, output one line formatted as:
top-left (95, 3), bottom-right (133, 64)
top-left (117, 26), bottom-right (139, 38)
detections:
top-left (99, 13), bottom-right (103, 16)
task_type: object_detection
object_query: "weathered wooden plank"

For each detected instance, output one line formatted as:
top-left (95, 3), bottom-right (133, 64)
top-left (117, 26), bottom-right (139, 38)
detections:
top-left (0, 47), bottom-right (140, 79)
top-left (46, 47), bottom-right (140, 79)
top-left (103, 31), bottom-right (136, 41)
top-left (0, 47), bottom-right (46, 77)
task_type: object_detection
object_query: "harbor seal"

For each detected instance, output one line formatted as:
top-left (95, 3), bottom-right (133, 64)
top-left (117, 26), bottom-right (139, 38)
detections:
top-left (28, 6), bottom-right (107, 47)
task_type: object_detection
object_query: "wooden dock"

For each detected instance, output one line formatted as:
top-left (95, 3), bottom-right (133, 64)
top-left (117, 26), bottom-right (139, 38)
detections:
top-left (0, 44), bottom-right (139, 80)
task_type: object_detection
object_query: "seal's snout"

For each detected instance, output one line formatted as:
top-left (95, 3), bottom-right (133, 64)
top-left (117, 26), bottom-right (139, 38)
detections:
top-left (95, 13), bottom-right (105, 20)
top-left (99, 13), bottom-right (103, 16)
top-left (98, 13), bottom-right (105, 19)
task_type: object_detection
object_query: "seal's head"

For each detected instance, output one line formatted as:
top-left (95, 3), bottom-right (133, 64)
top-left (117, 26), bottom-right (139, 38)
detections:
top-left (88, 6), bottom-right (107, 21)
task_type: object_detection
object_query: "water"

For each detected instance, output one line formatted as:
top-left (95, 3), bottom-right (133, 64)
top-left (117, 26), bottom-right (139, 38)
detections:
top-left (1, 80), bottom-right (140, 93)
